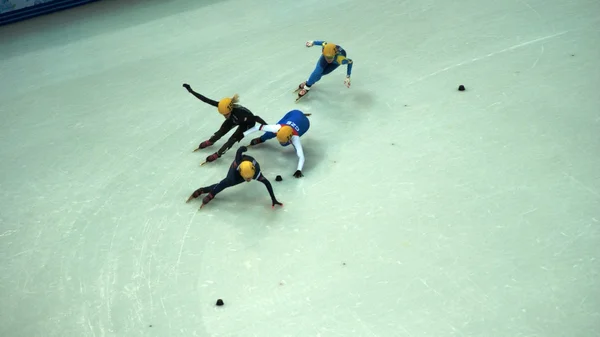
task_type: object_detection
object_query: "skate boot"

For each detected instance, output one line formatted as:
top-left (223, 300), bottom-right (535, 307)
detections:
top-left (186, 188), bottom-right (207, 203)
top-left (200, 193), bottom-right (214, 209)
top-left (193, 140), bottom-right (213, 152)
top-left (249, 137), bottom-right (263, 146)
top-left (294, 81), bottom-right (307, 93)
top-left (296, 82), bottom-right (310, 102)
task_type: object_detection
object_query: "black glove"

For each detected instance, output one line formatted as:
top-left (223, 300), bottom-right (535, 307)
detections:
top-left (293, 170), bottom-right (304, 178)
top-left (272, 199), bottom-right (283, 208)
top-left (249, 137), bottom-right (263, 146)
top-left (183, 83), bottom-right (191, 91)
top-left (239, 146), bottom-right (248, 152)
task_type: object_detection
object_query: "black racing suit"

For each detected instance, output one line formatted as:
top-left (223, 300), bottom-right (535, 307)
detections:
top-left (191, 146), bottom-right (279, 206)
top-left (186, 88), bottom-right (267, 157)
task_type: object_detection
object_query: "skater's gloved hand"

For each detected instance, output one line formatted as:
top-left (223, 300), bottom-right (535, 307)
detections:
top-left (272, 199), bottom-right (283, 208)
top-left (239, 146), bottom-right (248, 152)
top-left (344, 76), bottom-right (351, 88)
top-left (183, 83), bottom-right (192, 91)
top-left (249, 137), bottom-right (263, 146)
top-left (305, 41), bottom-right (314, 47)
top-left (206, 152), bottom-right (220, 163)
top-left (293, 170), bottom-right (304, 178)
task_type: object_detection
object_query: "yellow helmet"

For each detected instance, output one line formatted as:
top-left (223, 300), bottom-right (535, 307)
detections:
top-left (239, 161), bottom-right (255, 180)
top-left (276, 125), bottom-right (294, 144)
top-left (217, 94), bottom-right (239, 115)
top-left (322, 43), bottom-right (337, 58)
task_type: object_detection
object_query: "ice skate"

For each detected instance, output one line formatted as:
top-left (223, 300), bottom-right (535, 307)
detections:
top-left (193, 140), bottom-right (213, 152)
top-left (295, 87), bottom-right (310, 102)
top-left (186, 188), bottom-right (207, 203)
top-left (294, 82), bottom-right (310, 102)
top-left (293, 81), bottom-right (307, 93)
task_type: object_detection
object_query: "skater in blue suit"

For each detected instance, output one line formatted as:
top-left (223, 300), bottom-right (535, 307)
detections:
top-left (295, 40), bottom-right (353, 101)
top-left (244, 109), bottom-right (311, 178)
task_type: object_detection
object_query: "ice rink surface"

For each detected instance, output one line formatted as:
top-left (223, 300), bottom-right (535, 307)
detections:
top-left (1, 0), bottom-right (599, 336)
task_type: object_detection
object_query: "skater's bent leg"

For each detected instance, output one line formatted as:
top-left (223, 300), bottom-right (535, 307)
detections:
top-left (306, 57), bottom-right (327, 86)
top-left (212, 166), bottom-right (245, 194)
top-left (204, 172), bottom-right (245, 202)
top-left (206, 179), bottom-right (231, 198)
top-left (208, 119), bottom-right (235, 143)
top-left (217, 125), bottom-right (249, 157)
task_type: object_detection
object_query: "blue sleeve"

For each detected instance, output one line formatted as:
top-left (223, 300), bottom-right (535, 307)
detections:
top-left (345, 59), bottom-right (353, 76)
top-left (313, 41), bottom-right (325, 46)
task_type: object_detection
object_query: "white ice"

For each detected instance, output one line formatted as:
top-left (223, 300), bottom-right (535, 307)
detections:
top-left (1, 0), bottom-right (599, 336)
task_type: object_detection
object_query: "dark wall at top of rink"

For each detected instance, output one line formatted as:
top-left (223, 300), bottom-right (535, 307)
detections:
top-left (0, 0), bottom-right (102, 27)
top-left (0, 0), bottom-right (225, 60)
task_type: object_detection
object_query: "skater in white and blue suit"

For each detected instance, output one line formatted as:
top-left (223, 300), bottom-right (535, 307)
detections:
top-left (244, 109), bottom-right (311, 178)
top-left (295, 40), bottom-right (353, 100)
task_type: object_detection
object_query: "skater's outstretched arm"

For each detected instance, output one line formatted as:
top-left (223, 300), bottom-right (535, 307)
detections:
top-left (182, 84), bottom-right (218, 107)
top-left (233, 145), bottom-right (248, 165)
top-left (290, 136), bottom-right (305, 173)
top-left (341, 57), bottom-right (353, 76)
top-left (257, 175), bottom-right (282, 207)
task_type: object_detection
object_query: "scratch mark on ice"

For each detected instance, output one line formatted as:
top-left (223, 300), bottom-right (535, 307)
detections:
top-left (175, 211), bottom-right (196, 280)
top-left (407, 31), bottom-right (568, 85)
